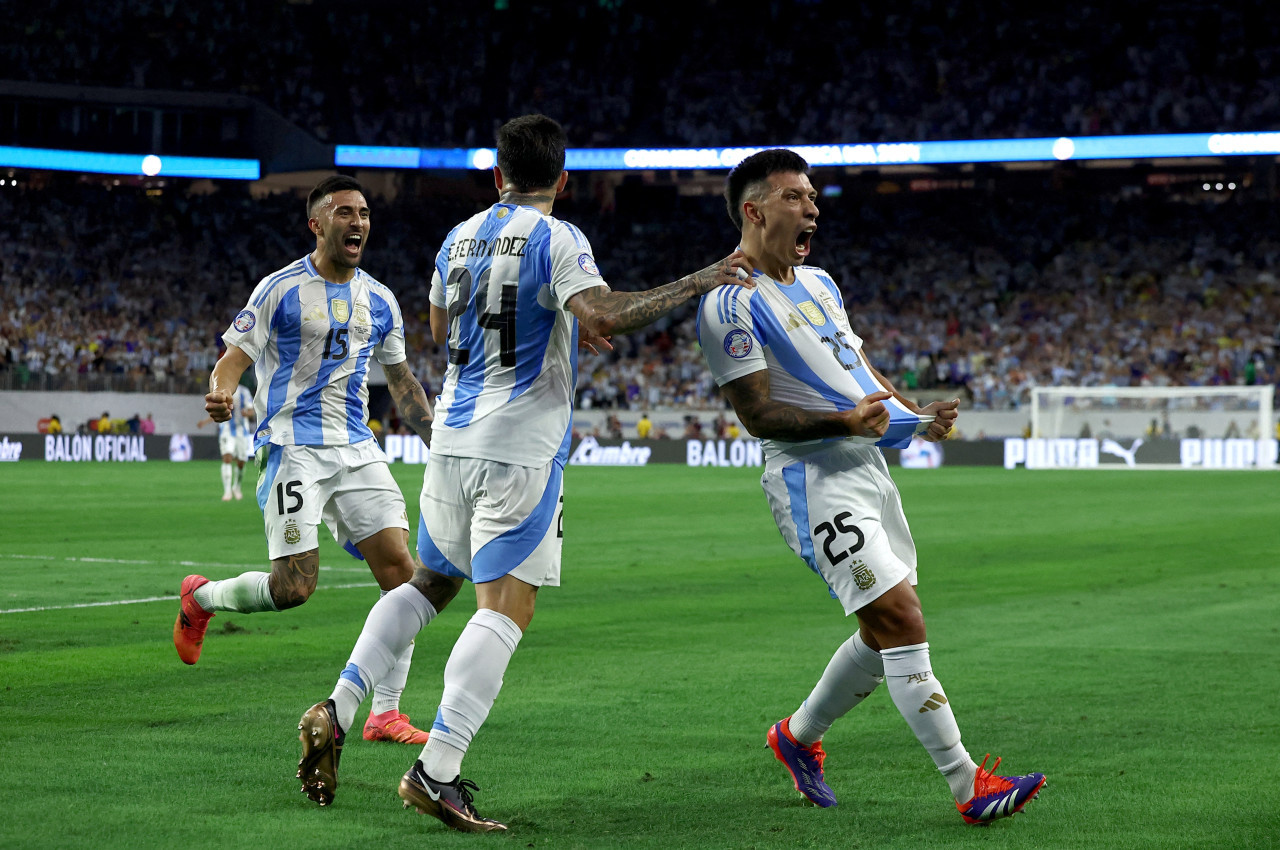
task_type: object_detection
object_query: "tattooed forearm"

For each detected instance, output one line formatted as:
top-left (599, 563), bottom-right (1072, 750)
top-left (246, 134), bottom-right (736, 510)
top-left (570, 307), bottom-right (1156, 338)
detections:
top-left (572, 257), bottom-right (737, 337)
top-left (384, 361), bottom-right (434, 446)
top-left (722, 372), bottom-right (851, 442)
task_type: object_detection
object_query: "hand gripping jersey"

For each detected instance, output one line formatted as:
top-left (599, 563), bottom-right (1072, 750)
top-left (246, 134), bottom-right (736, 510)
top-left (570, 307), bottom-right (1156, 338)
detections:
top-left (697, 265), bottom-right (930, 464)
top-left (429, 203), bottom-right (606, 467)
top-left (222, 255), bottom-right (407, 450)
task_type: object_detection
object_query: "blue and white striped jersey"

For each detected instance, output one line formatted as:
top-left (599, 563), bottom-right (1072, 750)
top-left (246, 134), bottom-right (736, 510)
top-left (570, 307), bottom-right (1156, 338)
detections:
top-left (428, 203), bottom-right (606, 467)
top-left (222, 255), bottom-right (407, 450)
top-left (217, 384), bottom-right (255, 441)
top-left (697, 265), bottom-right (929, 464)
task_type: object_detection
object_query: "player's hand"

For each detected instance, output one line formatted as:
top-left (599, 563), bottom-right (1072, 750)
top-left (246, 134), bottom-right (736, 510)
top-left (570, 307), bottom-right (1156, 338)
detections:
top-left (918, 397), bottom-right (960, 442)
top-left (845, 391), bottom-right (892, 438)
top-left (204, 389), bottom-right (234, 423)
top-left (578, 327), bottom-right (614, 356)
top-left (687, 250), bottom-right (755, 295)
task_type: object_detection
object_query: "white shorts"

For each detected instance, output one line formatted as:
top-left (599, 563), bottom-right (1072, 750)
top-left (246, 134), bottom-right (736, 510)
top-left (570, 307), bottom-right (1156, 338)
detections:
top-left (760, 444), bottom-right (917, 616)
top-left (255, 440), bottom-right (408, 560)
top-left (219, 432), bottom-right (249, 461)
top-left (418, 453), bottom-right (563, 587)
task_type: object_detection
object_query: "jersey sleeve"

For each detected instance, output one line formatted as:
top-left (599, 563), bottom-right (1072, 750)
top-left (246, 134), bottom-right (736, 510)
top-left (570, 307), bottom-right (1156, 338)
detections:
top-left (371, 287), bottom-right (407, 366)
top-left (696, 285), bottom-right (766, 386)
top-left (221, 275), bottom-right (278, 361)
top-left (547, 220), bottom-right (607, 309)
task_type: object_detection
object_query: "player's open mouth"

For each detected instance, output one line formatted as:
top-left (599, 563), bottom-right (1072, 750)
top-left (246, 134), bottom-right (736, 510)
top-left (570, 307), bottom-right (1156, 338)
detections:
top-left (343, 233), bottom-right (363, 256)
top-left (796, 227), bottom-right (815, 256)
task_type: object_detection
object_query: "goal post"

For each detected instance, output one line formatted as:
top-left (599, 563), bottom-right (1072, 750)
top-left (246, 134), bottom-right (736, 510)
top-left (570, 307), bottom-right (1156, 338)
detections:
top-left (1018, 385), bottom-right (1277, 469)
top-left (1029, 385), bottom-right (1273, 442)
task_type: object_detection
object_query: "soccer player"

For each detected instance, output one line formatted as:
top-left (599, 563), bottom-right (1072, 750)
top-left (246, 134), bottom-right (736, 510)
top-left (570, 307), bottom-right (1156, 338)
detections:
top-left (196, 381), bottom-right (255, 501)
top-left (295, 114), bottom-right (748, 829)
top-left (175, 175), bottom-right (437, 746)
top-left (696, 149), bottom-right (1045, 824)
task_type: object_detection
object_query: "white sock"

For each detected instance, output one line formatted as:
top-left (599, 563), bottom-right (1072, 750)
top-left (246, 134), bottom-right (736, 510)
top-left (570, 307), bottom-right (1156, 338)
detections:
top-left (220, 462), bottom-right (233, 495)
top-left (420, 608), bottom-right (523, 782)
top-left (789, 630), bottom-right (884, 746)
top-left (330, 584), bottom-right (437, 733)
top-left (232, 463), bottom-right (245, 488)
top-left (881, 642), bottom-right (977, 802)
top-left (194, 572), bottom-right (277, 614)
top-left (371, 587), bottom-right (416, 715)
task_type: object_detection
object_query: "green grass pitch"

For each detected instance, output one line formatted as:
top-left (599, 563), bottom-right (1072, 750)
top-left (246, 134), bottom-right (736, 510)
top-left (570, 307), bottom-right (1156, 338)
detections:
top-left (1, 460), bottom-right (1277, 849)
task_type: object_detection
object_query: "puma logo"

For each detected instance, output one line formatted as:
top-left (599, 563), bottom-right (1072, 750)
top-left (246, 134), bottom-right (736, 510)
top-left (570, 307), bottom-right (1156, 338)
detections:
top-left (1101, 438), bottom-right (1143, 467)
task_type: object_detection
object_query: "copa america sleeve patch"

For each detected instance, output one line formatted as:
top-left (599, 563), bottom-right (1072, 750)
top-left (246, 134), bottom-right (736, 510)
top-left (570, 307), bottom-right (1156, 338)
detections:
top-left (233, 309), bottom-right (256, 332)
top-left (578, 253), bottom-right (601, 276)
top-left (724, 329), bottom-right (753, 358)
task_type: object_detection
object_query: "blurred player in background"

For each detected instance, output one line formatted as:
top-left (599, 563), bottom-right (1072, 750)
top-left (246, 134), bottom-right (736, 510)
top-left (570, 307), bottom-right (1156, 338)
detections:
top-left (697, 149), bottom-right (1045, 824)
top-left (175, 175), bottom-right (438, 746)
top-left (196, 381), bottom-right (254, 500)
top-left (296, 114), bottom-right (748, 830)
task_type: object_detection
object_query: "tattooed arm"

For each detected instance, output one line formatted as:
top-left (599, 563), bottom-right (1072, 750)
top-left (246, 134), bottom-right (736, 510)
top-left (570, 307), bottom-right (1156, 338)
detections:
top-left (566, 250), bottom-right (751, 337)
top-left (719, 370), bottom-right (892, 442)
top-left (384, 360), bottom-right (434, 446)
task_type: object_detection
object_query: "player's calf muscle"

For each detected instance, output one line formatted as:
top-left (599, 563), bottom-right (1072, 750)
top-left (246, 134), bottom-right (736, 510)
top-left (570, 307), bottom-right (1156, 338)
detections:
top-left (409, 566), bottom-right (464, 613)
top-left (270, 551), bottom-right (319, 609)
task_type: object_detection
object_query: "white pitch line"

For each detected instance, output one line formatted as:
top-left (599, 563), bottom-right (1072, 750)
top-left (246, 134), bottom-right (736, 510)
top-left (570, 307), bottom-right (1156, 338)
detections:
top-left (0, 581), bottom-right (380, 615)
top-left (0, 553), bottom-right (370, 573)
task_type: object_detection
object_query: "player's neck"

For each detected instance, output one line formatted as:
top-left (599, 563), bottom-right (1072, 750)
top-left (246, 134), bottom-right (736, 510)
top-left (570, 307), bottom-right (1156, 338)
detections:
top-left (309, 250), bottom-right (356, 285)
top-left (499, 190), bottom-right (555, 214)
top-left (740, 244), bottom-right (795, 284)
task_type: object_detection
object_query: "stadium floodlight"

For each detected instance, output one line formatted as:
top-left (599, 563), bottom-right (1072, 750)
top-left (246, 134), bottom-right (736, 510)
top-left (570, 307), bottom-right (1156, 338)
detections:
top-left (336, 131), bottom-right (1280, 172)
top-left (0, 145), bottom-right (260, 179)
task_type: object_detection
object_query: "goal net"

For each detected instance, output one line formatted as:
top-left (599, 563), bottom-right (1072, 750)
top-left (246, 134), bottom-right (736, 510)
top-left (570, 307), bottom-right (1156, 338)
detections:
top-left (1025, 385), bottom-right (1276, 469)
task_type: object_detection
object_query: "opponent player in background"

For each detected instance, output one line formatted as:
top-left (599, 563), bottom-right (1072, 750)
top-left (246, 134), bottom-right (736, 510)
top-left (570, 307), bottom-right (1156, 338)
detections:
top-left (296, 114), bottom-right (749, 830)
top-left (196, 381), bottom-right (254, 501)
top-left (697, 149), bottom-right (1045, 824)
top-left (176, 175), bottom-right (437, 746)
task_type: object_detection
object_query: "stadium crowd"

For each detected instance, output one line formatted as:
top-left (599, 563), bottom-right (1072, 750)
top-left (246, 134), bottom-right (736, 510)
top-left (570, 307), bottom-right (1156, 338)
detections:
top-left (7, 1), bottom-right (1280, 148)
top-left (2, 180), bottom-right (1277, 418)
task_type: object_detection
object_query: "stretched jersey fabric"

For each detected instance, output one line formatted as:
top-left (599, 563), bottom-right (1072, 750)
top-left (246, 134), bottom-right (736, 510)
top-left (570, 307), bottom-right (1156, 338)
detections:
top-left (697, 265), bottom-right (928, 465)
top-left (429, 203), bottom-right (606, 467)
top-left (222, 255), bottom-right (407, 450)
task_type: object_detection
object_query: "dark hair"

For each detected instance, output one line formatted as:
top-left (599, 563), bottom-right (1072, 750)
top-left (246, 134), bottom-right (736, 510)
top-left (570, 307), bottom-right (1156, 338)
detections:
top-left (724, 149), bottom-right (810, 229)
top-left (307, 175), bottom-right (365, 218)
top-left (496, 114), bottom-right (567, 193)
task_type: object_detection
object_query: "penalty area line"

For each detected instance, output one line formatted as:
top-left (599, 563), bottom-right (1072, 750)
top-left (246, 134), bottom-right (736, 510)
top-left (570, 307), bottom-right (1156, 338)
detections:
top-left (0, 581), bottom-right (380, 615)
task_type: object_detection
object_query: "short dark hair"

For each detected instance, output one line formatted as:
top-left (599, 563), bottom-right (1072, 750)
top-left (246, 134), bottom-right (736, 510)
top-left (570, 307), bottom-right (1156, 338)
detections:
top-left (496, 114), bottom-right (567, 193)
top-left (307, 175), bottom-right (365, 218)
top-left (724, 149), bottom-right (810, 230)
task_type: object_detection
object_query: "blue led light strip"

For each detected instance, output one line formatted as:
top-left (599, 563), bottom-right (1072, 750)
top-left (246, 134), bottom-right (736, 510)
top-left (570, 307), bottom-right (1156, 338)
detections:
top-left (336, 132), bottom-right (1280, 172)
top-left (0, 146), bottom-right (260, 179)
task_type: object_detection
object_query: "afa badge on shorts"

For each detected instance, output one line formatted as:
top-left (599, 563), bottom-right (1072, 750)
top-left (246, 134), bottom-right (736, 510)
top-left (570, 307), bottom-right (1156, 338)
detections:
top-left (233, 309), bottom-right (256, 332)
top-left (850, 559), bottom-right (877, 590)
top-left (284, 520), bottom-right (301, 545)
top-left (724, 329), bottom-right (753, 359)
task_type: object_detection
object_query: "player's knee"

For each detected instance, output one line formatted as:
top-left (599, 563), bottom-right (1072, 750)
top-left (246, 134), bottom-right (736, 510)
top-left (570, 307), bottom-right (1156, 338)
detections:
top-left (860, 596), bottom-right (926, 645)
